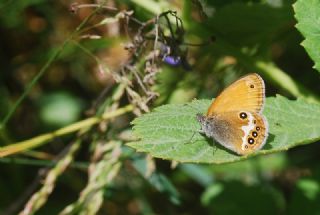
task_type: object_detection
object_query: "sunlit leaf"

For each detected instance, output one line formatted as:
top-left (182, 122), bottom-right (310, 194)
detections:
top-left (129, 96), bottom-right (320, 164)
top-left (294, 0), bottom-right (320, 72)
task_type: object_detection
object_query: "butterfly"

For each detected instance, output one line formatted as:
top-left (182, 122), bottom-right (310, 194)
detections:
top-left (196, 73), bottom-right (268, 155)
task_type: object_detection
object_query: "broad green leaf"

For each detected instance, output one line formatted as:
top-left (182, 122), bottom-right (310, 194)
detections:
top-left (201, 181), bottom-right (284, 214)
top-left (294, 0), bottom-right (320, 72)
top-left (128, 96), bottom-right (320, 164)
top-left (288, 178), bottom-right (320, 214)
top-left (205, 3), bottom-right (293, 48)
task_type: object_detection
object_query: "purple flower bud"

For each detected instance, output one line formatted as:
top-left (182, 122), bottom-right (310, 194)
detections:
top-left (163, 56), bottom-right (181, 66)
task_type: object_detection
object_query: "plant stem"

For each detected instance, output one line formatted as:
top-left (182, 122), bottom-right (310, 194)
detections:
top-left (0, 105), bottom-right (133, 157)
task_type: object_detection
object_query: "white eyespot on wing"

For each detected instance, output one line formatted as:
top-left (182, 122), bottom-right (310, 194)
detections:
top-left (241, 112), bottom-right (255, 150)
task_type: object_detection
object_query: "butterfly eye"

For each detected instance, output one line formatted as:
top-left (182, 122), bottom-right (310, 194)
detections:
top-left (256, 126), bottom-right (260, 131)
top-left (239, 112), bottom-right (247, 119)
top-left (252, 131), bottom-right (258, 137)
top-left (248, 137), bottom-right (255, 144)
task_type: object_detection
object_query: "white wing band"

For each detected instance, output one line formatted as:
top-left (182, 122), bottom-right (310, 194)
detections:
top-left (241, 112), bottom-right (255, 150)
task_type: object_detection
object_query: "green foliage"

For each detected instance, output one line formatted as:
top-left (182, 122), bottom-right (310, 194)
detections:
top-left (0, 0), bottom-right (47, 27)
top-left (202, 181), bottom-right (285, 215)
top-left (129, 96), bottom-right (320, 164)
top-left (294, 0), bottom-right (320, 73)
top-left (38, 92), bottom-right (84, 128)
top-left (206, 3), bottom-right (293, 49)
top-left (1, 0), bottom-right (320, 214)
top-left (132, 156), bottom-right (181, 205)
top-left (288, 178), bottom-right (320, 214)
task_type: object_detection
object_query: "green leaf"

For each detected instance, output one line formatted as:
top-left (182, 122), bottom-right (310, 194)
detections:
top-left (205, 3), bottom-right (293, 49)
top-left (288, 178), bottom-right (320, 214)
top-left (128, 96), bottom-right (320, 164)
top-left (294, 0), bottom-right (320, 72)
top-left (201, 181), bottom-right (284, 214)
top-left (132, 156), bottom-right (181, 205)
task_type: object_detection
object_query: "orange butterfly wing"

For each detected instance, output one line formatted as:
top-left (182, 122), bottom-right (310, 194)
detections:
top-left (207, 73), bottom-right (265, 115)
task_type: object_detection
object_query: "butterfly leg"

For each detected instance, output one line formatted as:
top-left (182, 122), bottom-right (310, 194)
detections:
top-left (184, 131), bottom-right (196, 144)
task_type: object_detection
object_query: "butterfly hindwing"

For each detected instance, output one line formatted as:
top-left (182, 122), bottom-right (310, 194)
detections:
top-left (209, 111), bottom-right (268, 155)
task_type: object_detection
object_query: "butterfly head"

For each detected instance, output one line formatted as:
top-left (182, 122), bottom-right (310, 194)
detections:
top-left (196, 113), bottom-right (216, 138)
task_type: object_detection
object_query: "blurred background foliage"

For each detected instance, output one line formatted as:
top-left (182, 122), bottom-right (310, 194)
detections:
top-left (0, 0), bottom-right (320, 214)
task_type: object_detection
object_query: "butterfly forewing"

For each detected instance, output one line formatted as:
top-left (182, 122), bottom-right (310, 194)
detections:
top-left (207, 73), bottom-right (265, 115)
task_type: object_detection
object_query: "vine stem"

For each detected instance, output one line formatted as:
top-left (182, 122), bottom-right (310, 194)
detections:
top-left (0, 105), bottom-right (133, 157)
